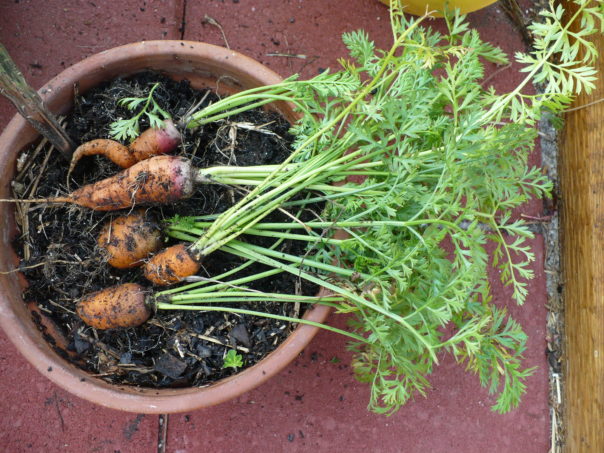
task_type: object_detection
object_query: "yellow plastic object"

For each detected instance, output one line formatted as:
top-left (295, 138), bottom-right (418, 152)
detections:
top-left (378, 0), bottom-right (497, 16)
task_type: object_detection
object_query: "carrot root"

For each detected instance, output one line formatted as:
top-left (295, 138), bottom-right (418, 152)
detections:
top-left (69, 139), bottom-right (137, 175)
top-left (97, 210), bottom-right (162, 269)
top-left (143, 243), bottom-right (202, 286)
top-left (64, 155), bottom-right (195, 211)
top-left (76, 283), bottom-right (151, 329)
top-left (129, 119), bottom-right (181, 161)
top-left (68, 120), bottom-right (181, 176)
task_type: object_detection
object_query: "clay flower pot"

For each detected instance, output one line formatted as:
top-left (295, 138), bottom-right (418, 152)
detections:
top-left (0, 41), bottom-right (330, 413)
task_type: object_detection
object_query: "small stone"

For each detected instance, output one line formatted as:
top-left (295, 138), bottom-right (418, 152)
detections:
top-left (230, 324), bottom-right (251, 348)
top-left (192, 318), bottom-right (205, 334)
top-left (154, 353), bottom-right (187, 379)
top-left (119, 352), bottom-right (132, 364)
top-left (73, 332), bottom-right (90, 354)
top-left (195, 344), bottom-right (212, 358)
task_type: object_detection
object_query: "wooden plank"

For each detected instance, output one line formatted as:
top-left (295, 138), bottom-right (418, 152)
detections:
top-left (559, 4), bottom-right (604, 452)
top-left (0, 43), bottom-right (74, 157)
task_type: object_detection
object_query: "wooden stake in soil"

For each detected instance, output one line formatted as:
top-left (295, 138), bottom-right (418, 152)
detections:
top-left (559, 4), bottom-right (604, 452)
top-left (0, 44), bottom-right (74, 158)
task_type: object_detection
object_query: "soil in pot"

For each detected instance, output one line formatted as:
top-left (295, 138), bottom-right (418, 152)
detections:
top-left (12, 71), bottom-right (319, 388)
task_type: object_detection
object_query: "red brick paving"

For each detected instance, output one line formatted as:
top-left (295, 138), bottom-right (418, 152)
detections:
top-left (0, 1), bottom-right (549, 452)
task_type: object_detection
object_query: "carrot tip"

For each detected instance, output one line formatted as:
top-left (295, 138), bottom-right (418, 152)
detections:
top-left (68, 139), bottom-right (135, 176)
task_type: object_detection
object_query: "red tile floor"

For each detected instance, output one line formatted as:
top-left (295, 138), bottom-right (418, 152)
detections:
top-left (0, 1), bottom-right (550, 452)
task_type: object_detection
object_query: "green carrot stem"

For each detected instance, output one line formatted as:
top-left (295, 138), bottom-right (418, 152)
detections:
top-left (178, 218), bottom-right (463, 233)
top-left (162, 201), bottom-right (317, 297)
top-left (267, 182), bottom-right (389, 208)
top-left (163, 268), bottom-right (284, 296)
top-left (167, 218), bottom-right (467, 260)
top-left (212, 139), bottom-right (351, 222)
top-left (233, 229), bottom-right (348, 244)
top-left (167, 297), bottom-right (342, 308)
top-left (187, 16), bottom-right (429, 261)
top-left (187, 74), bottom-right (364, 128)
top-left (221, 240), bottom-right (438, 361)
top-left (167, 291), bottom-right (342, 304)
top-left (200, 149), bottom-right (335, 233)
top-left (229, 240), bottom-right (360, 278)
top-left (200, 178), bottom-right (380, 194)
top-left (190, 94), bottom-right (306, 126)
top-left (168, 230), bottom-right (199, 242)
top-left (186, 83), bottom-right (301, 128)
top-left (155, 302), bottom-right (369, 343)
top-left (191, 144), bottom-right (370, 255)
top-left (166, 222), bottom-right (347, 245)
top-left (189, 171), bottom-right (332, 256)
top-left (199, 160), bottom-right (384, 178)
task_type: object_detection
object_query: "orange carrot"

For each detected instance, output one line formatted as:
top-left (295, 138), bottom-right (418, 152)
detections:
top-left (129, 119), bottom-right (181, 161)
top-left (143, 243), bottom-right (202, 285)
top-left (76, 283), bottom-right (151, 329)
top-left (97, 210), bottom-right (162, 269)
top-left (53, 155), bottom-right (196, 211)
top-left (69, 139), bottom-right (138, 175)
top-left (68, 120), bottom-right (181, 174)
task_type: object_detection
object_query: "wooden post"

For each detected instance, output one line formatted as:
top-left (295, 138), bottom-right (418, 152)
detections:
top-left (0, 43), bottom-right (74, 158)
top-left (559, 4), bottom-right (604, 452)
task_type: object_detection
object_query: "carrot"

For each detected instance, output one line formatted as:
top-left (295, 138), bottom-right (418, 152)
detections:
top-left (68, 120), bottom-right (181, 174)
top-left (129, 119), bottom-right (180, 161)
top-left (53, 155), bottom-right (196, 211)
top-left (143, 243), bottom-right (201, 285)
top-left (76, 283), bottom-right (151, 329)
top-left (97, 210), bottom-right (162, 269)
top-left (12, 150), bottom-right (359, 212)
top-left (51, 156), bottom-right (305, 211)
top-left (68, 140), bottom-right (137, 175)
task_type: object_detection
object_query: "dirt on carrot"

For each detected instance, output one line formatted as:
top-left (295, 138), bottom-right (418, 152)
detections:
top-left (97, 210), bottom-right (163, 269)
top-left (59, 155), bottom-right (197, 210)
top-left (14, 72), bottom-right (319, 388)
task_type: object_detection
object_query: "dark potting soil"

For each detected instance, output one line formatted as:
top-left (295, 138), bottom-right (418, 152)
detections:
top-left (13, 71), bottom-right (320, 388)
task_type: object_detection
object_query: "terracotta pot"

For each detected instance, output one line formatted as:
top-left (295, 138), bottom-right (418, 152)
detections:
top-left (0, 41), bottom-right (331, 413)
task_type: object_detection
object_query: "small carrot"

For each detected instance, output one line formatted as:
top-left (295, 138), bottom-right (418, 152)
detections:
top-left (129, 119), bottom-right (181, 161)
top-left (69, 139), bottom-right (137, 175)
top-left (143, 243), bottom-right (201, 285)
top-left (97, 210), bottom-right (162, 269)
top-left (68, 120), bottom-right (181, 175)
top-left (76, 283), bottom-right (151, 329)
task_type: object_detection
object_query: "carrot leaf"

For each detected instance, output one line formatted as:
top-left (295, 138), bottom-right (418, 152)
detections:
top-left (109, 82), bottom-right (171, 141)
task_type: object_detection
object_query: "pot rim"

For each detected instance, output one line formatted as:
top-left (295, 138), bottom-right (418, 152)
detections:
top-left (0, 40), bottom-right (331, 413)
